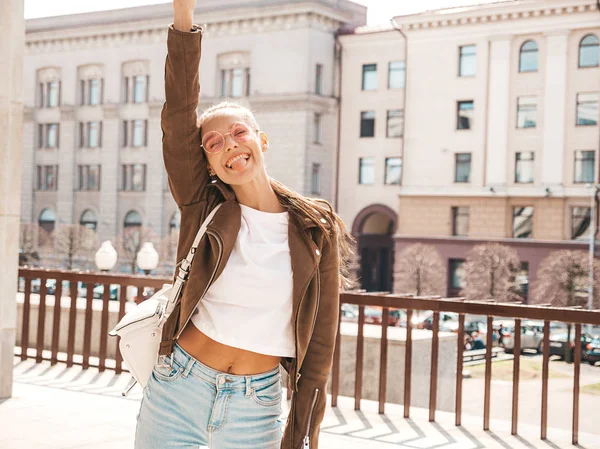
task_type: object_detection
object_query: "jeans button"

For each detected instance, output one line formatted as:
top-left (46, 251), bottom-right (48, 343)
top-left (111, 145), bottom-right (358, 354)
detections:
top-left (219, 377), bottom-right (225, 385)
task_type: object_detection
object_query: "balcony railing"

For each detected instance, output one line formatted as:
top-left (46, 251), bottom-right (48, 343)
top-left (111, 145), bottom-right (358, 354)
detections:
top-left (16, 267), bottom-right (600, 446)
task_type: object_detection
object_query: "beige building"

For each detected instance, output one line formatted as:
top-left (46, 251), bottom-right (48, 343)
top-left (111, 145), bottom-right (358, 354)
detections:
top-left (337, 0), bottom-right (600, 299)
top-left (21, 0), bottom-right (366, 271)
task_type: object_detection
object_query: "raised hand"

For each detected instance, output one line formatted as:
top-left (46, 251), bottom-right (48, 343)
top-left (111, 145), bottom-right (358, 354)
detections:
top-left (173, 0), bottom-right (197, 31)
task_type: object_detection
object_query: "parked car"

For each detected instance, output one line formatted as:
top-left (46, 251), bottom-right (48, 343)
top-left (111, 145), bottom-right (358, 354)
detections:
top-left (341, 304), bottom-right (358, 323)
top-left (363, 306), bottom-right (402, 327)
top-left (92, 284), bottom-right (120, 301)
top-left (499, 320), bottom-right (545, 354)
top-left (418, 312), bottom-right (458, 331)
top-left (586, 337), bottom-right (600, 366)
top-left (548, 332), bottom-right (594, 360)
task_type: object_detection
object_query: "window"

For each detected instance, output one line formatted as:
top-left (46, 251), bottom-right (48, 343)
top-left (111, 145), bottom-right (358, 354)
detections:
top-left (78, 165), bottom-right (101, 191)
top-left (459, 45), bottom-right (476, 77)
top-left (519, 40), bottom-right (539, 72)
top-left (46, 81), bottom-right (60, 107)
top-left (122, 120), bottom-right (148, 147)
top-left (362, 64), bottom-right (377, 90)
top-left (517, 96), bottom-right (537, 128)
top-left (36, 165), bottom-right (59, 191)
top-left (454, 153), bottom-right (471, 183)
top-left (88, 79), bottom-right (101, 105)
top-left (576, 93), bottom-right (599, 126)
top-left (449, 259), bottom-right (466, 290)
top-left (515, 152), bottom-right (534, 183)
top-left (169, 210), bottom-right (181, 234)
top-left (384, 158), bottom-right (402, 185)
top-left (121, 164), bottom-right (147, 191)
top-left (579, 34), bottom-right (599, 68)
top-left (360, 111), bottom-right (375, 137)
top-left (388, 61), bottom-right (405, 88)
top-left (133, 75), bottom-right (148, 103)
top-left (386, 109), bottom-right (404, 138)
top-left (220, 68), bottom-right (251, 97)
top-left (124, 210), bottom-right (142, 229)
top-left (517, 262), bottom-right (529, 298)
top-left (313, 113), bottom-right (322, 144)
top-left (38, 81), bottom-right (61, 108)
top-left (513, 206), bottom-right (533, 238)
top-left (80, 210), bottom-right (97, 232)
top-left (359, 158), bottom-right (374, 185)
top-left (572, 207), bottom-right (591, 240)
top-left (39, 208), bottom-right (56, 237)
top-left (47, 124), bottom-right (59, 148)
top-left (574, 150), bottom-right (595, 183)
top-left (38, 124), bottom-right (60, 149)
top-left (89, 121), bottom-right (102, 148)
top-left (451, 206), bottom-right (469, 236)
top-left (315, 64), bottom-right (323, 95)
top-left (311, 163), bottom-right (321, 195)
top-left (457, 101), bottom-right (474, 130)
top-left (132, 120), bottom-right (147, 147)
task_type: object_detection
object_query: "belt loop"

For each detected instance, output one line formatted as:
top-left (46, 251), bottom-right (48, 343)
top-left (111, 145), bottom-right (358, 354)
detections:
top-left (245, 376), bottom-right (252, 397)
top-left (182, 356), bottom-right (195, 378)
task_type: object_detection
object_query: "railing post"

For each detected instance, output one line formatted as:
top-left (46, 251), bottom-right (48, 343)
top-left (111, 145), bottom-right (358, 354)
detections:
top-left (50, 279), bottom-right (63, 365)
top-left (511, 318), bottom-right (521, 435)
top-left (572, 323), bottom-right (582, 445)
top-left (404, 309), bottom-right (413, 418)
top-left (35, 277), bottom-right (48, 363)
top-left (455, 313), bottom-right (464, 426)
top-left (82, 284), bottom-right (94, 370)
top-left (483, 315), bottom-right (493, 430)
top-left (541, 320), bottom-right (550, 440)
top-left (429, 311), bottom-right (440, 422)
top-left (115, 284), bottom-right (128, 374)
top-left (21, 277), bottom-right (32, 360)
top-left (98, 283), bottom-right (111, 372)
top-left (354, 305), bottom-right (365, 411)
top-left (66, 280), bottom-right (78, 367)
top-left (378, 307), bottom-right (389, 414)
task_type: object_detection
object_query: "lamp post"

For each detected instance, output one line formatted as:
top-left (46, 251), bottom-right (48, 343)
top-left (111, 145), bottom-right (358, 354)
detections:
top-left (95, 241), bottom-right (118, 272)
top-left (136, 242), bottom-right (159, 275)
top-left (587, 184), bottom-right (600, 334)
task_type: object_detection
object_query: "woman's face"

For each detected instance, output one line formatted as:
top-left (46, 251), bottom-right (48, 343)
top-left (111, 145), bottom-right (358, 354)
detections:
top-left (200, 109), bottom-right (268, 186)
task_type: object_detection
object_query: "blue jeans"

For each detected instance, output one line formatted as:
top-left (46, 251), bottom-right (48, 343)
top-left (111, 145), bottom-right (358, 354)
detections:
top-left (134, 341), bottom-right (285, 449)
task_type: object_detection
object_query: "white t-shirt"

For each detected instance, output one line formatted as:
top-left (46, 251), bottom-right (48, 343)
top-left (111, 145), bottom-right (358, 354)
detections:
top-left (190, 203), bottom-right (295, 358)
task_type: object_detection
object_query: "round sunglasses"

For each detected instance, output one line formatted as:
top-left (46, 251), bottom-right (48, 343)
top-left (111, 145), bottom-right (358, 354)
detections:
top-left (201, 122), bottom-right (260, 154)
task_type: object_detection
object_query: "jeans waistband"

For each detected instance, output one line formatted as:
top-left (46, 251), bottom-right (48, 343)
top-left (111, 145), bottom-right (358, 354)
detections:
top-left (168, 341), bottom-right (281, 391)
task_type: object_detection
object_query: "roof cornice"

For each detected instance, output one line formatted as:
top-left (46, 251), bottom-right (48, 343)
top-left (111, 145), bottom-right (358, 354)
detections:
top-left (393, 0), bottom-right (598, 31)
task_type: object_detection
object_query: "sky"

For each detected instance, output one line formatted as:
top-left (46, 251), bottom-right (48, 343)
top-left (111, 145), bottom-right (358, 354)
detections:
top-left (24, 0), bottom-right (509, 25)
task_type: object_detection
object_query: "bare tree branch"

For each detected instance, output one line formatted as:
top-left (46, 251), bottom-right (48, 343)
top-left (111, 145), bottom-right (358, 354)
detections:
top-left (462, 243), bottom-right (521, 302)
top-left (532, 250), bottom-right (600, 309)
top-left (19, 223), bottom-right (41, 266)
top-left (393, 243), bottom-right (446, 296)
top-left (116, 226), bottom-right (159, 273)
top-left (54, 224), bottom-right (98, 270)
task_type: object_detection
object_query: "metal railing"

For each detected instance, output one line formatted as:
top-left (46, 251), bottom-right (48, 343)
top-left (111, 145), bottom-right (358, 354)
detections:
top-left (332, 291), bottom-right (600, 445)
top-left (16, 268), bottom-right (600, 445)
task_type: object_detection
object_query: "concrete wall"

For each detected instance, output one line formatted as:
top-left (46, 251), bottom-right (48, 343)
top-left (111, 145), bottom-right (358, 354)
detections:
top-left (0, 0), bottom-right (25, 399)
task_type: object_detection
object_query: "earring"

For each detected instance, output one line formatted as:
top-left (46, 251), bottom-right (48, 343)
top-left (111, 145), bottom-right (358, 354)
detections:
top-left (209, 170), bottom-right (217, 183)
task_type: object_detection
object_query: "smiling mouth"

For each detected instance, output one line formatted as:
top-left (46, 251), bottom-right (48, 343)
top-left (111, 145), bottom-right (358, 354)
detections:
top-left (225, 153), bottom-right (251, 169)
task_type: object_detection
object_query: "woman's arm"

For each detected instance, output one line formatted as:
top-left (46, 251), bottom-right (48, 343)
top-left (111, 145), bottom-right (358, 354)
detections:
top-left (162, 0), bottom-right (209, 206)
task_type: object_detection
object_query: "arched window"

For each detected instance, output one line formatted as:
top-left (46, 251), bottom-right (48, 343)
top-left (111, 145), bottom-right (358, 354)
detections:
top-left (124, 210), bottom-right (142, 229)
top-left (519, 40), bottom-right (538, 73)
top-left (38, 208), bottom-right (56, 245)
top-left (169, 210), bottom-right (181, 234)
top-left (579, 34), bottom-right (599, 68)
top-left (80, 209), bottom-right (97, 231)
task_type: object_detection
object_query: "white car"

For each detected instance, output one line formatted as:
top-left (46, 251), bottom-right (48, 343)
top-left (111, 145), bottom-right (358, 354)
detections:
top-left (499, 320), bottom-right (544, 353)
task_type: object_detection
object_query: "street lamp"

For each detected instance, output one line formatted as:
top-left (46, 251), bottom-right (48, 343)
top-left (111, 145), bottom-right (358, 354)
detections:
top-left (95, 241), bottom-right (118, 272)
top-left (136, 242), bottom-right (159, 275)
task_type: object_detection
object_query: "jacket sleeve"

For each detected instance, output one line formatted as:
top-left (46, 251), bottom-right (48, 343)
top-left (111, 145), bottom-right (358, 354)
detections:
top-left (292, 229), bottom-right (340, 449)
top-left (162, 24), bottom-right (209, 207)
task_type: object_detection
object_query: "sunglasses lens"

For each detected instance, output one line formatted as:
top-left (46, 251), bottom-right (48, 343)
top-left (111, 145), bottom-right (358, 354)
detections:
top-left (202, 131), bottom-right (224, 153)
top-left (231, 122), bottom-right (252, 142)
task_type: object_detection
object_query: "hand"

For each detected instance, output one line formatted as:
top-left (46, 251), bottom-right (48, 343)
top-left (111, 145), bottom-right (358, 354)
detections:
top-left (173, 0), bottom-right (196, 31)
top-left (173, 0), bottom-right (196, 13)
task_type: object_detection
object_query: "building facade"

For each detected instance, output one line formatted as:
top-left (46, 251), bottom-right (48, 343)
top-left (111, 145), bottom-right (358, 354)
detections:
top-left (394, 0), bottom-right (600, 299)
top-left (21, 0), bottom-right (366, 271)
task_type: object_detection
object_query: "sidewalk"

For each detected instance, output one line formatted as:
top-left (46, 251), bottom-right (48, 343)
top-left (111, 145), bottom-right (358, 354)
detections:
top-left (2, 356), bottom-right (599, 449)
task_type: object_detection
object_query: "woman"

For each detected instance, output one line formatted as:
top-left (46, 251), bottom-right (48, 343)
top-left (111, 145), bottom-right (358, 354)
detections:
top-left (134, 1), bottom-right (354, 448)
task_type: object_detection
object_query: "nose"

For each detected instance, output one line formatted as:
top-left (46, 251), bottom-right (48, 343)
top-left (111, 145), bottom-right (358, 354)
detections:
top-left (223, 133), bottom-right (238, 152)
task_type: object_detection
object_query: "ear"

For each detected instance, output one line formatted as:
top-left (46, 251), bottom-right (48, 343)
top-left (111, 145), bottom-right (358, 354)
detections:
top-left (259, 131), bottom-right (269, 153)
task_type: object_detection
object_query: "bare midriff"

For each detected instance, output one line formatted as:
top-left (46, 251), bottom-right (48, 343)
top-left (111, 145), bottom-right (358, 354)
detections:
top-left (177, 321), bottom-right (282, 375)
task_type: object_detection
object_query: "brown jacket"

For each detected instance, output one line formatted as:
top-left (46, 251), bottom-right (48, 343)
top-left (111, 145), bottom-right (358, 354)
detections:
top-left (158, 25), bottom-right (340, 449)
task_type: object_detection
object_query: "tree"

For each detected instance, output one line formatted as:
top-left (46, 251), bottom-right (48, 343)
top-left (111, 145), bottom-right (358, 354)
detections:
top-left (394, 243), bottom-right (446, 295)
top-left (462, 243), bottom-right (521, 302)
top-left (19, 223), bottom-right (41, 266)
top-left (117, 226), bottom-right (159, 273)
top-left (533, 250), bottom-right (600, 361)
top-left (532, 250), bottom-right (600, 309)
top-left (158, 231), bottom-right (179, 276)
top-left (54, 224), bottom-right (98, 270)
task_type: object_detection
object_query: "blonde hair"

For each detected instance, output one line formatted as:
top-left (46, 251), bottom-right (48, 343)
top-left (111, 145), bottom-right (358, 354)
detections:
top-left (198, 101), bottom-right (356, 290)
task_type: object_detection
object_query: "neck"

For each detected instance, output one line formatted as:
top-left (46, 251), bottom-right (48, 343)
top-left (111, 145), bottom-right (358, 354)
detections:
top-left (231, 173), bottom-right (285, 213)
